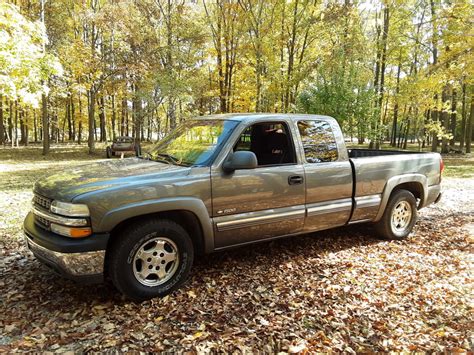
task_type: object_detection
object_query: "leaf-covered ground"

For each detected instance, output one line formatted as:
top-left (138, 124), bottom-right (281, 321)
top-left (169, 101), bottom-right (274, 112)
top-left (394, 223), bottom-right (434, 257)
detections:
top-left (0, 145), bottom-right (473, 352)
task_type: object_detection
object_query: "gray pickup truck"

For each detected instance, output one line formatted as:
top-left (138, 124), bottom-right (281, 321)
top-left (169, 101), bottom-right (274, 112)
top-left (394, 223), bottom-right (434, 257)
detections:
top-left (24, 114), bottom-right (443, 300)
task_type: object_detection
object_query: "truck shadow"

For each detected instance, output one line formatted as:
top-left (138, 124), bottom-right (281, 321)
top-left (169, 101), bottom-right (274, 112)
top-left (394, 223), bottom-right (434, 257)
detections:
top-left (193, 223), bottom-right (381, 269)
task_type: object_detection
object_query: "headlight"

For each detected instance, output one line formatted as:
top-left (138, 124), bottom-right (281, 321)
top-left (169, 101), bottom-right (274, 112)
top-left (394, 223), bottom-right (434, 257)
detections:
top-left (50, 201), bottom-right (90, 217)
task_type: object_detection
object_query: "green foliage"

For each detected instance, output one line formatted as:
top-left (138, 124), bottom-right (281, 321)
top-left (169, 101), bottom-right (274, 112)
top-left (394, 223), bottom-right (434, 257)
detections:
top-left (0, 2), bottom-right (62, 107)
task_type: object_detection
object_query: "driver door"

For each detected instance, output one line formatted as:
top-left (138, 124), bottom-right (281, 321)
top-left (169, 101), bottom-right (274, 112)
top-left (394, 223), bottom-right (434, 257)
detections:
top-left (211, 121), bottom-right (306, 249)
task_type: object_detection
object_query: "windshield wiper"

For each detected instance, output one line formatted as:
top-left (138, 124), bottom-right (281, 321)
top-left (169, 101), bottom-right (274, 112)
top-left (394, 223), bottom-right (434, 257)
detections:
top-left (155, 153), bottom-right (180, 165)
top-left (148, 152), bottom-right (191, 166)
top-left (139, 152), bottom-right (172, 165)
top-left (140, 151), bottom-right (191, 167)
top-left (138, 152), bottom-right (151, 160)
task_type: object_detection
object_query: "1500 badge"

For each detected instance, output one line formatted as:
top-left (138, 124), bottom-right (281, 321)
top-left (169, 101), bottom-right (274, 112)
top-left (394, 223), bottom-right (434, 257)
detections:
top-left (217, 208), bottom-right (237, 215)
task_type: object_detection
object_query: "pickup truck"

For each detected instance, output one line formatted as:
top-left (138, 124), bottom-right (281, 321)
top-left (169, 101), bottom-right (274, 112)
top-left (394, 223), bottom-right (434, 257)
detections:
top-left (24, 114), bottom-right (443, 300)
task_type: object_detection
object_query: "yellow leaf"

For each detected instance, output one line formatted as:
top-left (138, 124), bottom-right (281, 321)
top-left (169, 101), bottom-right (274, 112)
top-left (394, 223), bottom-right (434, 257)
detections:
top-left (193, 331), bottom-right (203, 339)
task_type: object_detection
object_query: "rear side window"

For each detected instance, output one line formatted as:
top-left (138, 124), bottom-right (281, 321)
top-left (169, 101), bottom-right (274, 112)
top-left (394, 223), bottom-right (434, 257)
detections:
top-left (297, 120), bottom-right (338, 163)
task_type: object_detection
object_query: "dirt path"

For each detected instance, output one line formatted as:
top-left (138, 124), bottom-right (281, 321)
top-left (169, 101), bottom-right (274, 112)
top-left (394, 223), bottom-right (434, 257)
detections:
top-left (0, 148), bottom-right (472, 352)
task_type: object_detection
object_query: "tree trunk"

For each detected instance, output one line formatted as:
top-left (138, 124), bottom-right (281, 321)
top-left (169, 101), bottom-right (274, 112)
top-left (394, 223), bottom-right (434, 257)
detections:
top-left (67, 95), bottom-right (73, 141)
top-left (459, 82), bottom-right (467, 151)
top-left (20, 109), bottom-right (25, 144)
top-left (61, 106), bottom-right (67, 142)
top-left (42, 94), bottom-right (49, 155)
top-left (430, 0), bottom-right (439, 153)
top-left (71, 94), bottom-right (76, 141)
top-left (466, 91), bottom-right (473, 154)
top-left (0, 94), bottom-right (4, 145)
top-left (121, 96), bottom-right (127, 137)
top-left (23, 110), bottom-right (29, 146)
top-left (98, 96), bottom-right (107, 142)
top-left (111, 94), bottom-right (116, 140)
top-left (14, 101), bottom-right (18, 147)
top-left (449, 89), bottom-right (457, 148)
top-left (378, 7), bottom-right (390, 112)
top-left (441, 88), bottom-right (450, 154)
top-left (284, 0), bottom-right (299, 112)
top-left (88, 89), bottom-right (96, 154)
top-left (133, 85), bottom-right (142, 141)
top-left (397, 122), bottom-right (404, 148)
top-left (78, 92), bottom-right (83, 144)
top-left (391, 57), bottom-right (402, 146)
top-left (8, 100), bottom-right (13, 143)
top-left (167, 97), bottom-right (176, 130)
top-left (403, 120), bottom-right (410, 149)
top-left (431, 100), bottom-right (439, 152)
top-left (33, 110), bottom-right (38, 142)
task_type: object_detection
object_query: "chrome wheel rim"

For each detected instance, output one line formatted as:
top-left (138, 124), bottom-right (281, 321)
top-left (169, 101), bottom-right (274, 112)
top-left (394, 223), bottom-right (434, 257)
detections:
top-left (132, 236), bottom-right (179, 287)
top-left (391, 201), bottom-right (412, 233)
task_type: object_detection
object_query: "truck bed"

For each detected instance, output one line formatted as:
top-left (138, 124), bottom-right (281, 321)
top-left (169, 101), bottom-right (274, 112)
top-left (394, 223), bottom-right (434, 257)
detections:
top-left (347, 148), bottom-right (441, 223)
top-left (348, 148), bottom-right (422, 158)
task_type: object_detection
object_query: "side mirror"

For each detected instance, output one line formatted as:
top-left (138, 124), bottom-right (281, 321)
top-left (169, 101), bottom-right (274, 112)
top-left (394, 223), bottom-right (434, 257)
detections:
top-left (223, 151), bottom-right (258, 173)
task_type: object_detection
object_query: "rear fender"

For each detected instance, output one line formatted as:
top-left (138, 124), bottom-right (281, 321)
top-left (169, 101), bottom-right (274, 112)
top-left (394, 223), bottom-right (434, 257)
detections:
top-left (374, 174), bottom-right (427, 222)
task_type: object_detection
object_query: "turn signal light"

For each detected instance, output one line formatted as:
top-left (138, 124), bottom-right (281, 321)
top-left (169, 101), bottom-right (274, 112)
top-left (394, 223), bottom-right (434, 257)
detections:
top-left (50, 223), bottom-right (92, 238)
top-left (70, 228), bottom-right (92, 238)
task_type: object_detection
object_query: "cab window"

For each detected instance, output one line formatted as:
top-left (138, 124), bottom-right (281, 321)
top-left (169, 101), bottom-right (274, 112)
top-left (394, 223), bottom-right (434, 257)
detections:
top-left (234, 122), bottom-right (296, 166)
top-left (297, 120), bottom-right (338, 163)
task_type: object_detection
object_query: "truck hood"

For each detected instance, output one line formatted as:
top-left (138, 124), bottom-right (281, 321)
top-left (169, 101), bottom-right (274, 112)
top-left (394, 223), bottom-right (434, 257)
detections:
top-left (34, 158), bottom-right (190, 201)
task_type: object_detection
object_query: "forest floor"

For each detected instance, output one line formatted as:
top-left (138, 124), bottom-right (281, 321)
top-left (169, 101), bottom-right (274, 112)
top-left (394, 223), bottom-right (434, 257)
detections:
top-left (0, 144), bottom-right (473, 352)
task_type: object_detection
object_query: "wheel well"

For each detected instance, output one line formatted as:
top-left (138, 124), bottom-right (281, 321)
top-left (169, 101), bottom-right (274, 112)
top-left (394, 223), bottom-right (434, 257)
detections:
top-left (107, 210), bottom-right (205, 255)
top-left (392, 182), bottom-right (424, 207)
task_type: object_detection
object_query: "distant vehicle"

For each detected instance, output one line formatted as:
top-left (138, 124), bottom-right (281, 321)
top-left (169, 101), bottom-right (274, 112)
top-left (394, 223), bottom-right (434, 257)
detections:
top-left (24, 114), bottom-right (443, 301)
top-left (106, 136), bottom-right (140, 158)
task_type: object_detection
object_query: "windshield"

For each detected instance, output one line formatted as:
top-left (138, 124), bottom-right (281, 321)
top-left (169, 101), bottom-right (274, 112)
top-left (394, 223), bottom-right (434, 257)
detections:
top-left (146, 119), bottom-right (239, 166)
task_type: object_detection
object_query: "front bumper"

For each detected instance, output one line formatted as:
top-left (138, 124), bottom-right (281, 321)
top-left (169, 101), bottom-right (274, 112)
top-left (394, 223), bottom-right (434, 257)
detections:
top-left (23, 212), bottom-right (108, 283)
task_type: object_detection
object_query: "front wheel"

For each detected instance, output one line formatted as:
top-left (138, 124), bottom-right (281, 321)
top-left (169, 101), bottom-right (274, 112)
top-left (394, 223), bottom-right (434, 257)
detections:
top-left (107, 219), bottom-right (194, 301)
top-left (375, 189), bottom-right (417, 240)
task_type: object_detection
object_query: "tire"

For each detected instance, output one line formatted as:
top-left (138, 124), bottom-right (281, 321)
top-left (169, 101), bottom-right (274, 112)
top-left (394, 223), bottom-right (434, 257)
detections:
top-left (107, 219), bottom-right (194, 301)
top-left (106, 146), bottom-right (112, 158)
top-left (375, 189), bottom-right (417, 240)
top-left (135, 144), bottom-right (141, 157)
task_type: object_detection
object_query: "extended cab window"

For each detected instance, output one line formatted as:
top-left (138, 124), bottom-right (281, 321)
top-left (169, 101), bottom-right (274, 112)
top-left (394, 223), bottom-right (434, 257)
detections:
top-left (297, 120), bottom-right (338, 163)
top-left (234, 122), bottom-right (295, 166)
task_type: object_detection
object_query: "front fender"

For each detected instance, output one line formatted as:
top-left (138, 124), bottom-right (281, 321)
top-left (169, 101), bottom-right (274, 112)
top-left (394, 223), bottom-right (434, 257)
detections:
top-left (98, 197), bottom-right (214, 253)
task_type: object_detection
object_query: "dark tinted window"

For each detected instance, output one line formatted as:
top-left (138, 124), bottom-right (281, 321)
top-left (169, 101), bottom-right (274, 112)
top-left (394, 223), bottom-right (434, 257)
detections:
top-left (297, 120), bottom-right (338, 163)
top-left (234, 122), bottom-right (295, 166)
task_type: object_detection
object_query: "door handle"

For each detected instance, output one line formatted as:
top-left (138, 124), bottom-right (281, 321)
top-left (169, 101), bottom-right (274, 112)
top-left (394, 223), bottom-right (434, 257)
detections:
top-left (288, 175), bottom-right (304, 185)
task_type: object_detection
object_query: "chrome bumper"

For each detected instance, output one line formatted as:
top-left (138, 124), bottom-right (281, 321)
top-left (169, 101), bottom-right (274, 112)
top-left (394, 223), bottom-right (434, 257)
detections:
top-left (25, 234), bottom-right (105, 280)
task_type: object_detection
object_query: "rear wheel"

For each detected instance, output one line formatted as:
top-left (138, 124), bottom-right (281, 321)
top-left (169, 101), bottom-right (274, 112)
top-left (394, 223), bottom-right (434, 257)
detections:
top-left (375, 189), bottom-right (417, 240)
top-left (107, 219), bottom-right (194, 301)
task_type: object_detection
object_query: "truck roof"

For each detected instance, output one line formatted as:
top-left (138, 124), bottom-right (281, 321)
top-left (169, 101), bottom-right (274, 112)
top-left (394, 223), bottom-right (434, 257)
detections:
top-left (194, 113), bottom-right (337, 124)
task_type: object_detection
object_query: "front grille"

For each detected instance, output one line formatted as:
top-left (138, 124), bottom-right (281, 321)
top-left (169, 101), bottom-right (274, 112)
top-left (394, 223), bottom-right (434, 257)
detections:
top-left (35, 215), bottom-right (50, 229)
top-left (33, 194), bottom-right (52, 230)
top-left (33, 194), bottom-right (52, 210)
